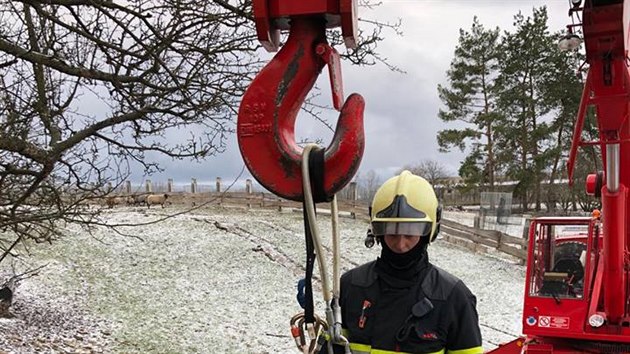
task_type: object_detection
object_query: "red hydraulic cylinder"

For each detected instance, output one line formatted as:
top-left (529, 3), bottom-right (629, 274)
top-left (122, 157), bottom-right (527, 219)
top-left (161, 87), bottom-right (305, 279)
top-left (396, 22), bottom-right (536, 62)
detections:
top-left (601, 184), bottom-right (627, 324)
top-left (566, 71), bottom-right (592, 185)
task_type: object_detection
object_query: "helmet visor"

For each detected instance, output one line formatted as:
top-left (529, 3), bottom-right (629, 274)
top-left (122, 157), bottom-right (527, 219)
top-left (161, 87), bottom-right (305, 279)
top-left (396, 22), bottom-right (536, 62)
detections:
top-left (372, 222), bottom-right (432, 237)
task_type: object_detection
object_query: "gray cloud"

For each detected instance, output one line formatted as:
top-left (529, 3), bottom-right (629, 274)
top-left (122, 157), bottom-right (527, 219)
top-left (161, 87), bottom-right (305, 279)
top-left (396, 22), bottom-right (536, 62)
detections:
top-left (130, 1), bottom-right (573, 187)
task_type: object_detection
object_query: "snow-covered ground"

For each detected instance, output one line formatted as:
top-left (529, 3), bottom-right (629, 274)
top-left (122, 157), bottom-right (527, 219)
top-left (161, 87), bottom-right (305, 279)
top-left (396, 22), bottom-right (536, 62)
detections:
top-left (0, 206), bottom-right (526, 353)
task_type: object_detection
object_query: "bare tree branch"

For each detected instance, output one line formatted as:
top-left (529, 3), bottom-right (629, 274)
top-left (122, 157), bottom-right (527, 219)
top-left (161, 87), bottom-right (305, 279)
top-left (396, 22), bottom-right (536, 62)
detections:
top-left (0, 0), bottom-right (400, 262)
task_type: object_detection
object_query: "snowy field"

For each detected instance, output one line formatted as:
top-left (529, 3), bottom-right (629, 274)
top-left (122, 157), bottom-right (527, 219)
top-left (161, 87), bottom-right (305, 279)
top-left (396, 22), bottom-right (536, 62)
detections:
top-left (0, 206), bottom-right (526, 353)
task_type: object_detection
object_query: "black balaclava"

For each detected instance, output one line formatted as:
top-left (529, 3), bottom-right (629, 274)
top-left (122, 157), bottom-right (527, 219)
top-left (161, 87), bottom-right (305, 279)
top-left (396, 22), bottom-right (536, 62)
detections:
top-left (376, 237), bottom-right (429, 284)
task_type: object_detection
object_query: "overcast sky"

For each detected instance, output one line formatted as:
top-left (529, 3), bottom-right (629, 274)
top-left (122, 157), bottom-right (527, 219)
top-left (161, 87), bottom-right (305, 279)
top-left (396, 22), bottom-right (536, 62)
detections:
top-left (137, 1), bottom-right (573, 189)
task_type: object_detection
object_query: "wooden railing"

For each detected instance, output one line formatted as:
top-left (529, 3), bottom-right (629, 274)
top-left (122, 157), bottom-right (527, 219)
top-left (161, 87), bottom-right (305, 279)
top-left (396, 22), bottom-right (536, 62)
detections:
top-left (441, 219), bottom-right (528, 262)
top-left (116, 190), bottom-right (528, 261)
top-left (163, 191), bottom-right (368, 213)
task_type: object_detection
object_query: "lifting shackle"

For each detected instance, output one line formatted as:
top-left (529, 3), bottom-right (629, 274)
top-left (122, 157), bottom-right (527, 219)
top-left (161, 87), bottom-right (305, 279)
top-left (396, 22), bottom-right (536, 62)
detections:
top-left (237, 0), bottom-right (365, 202)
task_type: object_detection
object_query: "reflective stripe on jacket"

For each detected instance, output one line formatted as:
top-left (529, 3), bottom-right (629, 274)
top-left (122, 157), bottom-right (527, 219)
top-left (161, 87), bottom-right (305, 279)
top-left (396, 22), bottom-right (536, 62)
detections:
top-left (349, 342), bottom-right (445, 354)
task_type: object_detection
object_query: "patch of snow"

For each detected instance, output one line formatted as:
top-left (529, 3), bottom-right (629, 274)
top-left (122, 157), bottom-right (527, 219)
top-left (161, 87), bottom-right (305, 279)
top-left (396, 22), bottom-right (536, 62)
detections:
top-left (1, 206), bottom-right (525, 353)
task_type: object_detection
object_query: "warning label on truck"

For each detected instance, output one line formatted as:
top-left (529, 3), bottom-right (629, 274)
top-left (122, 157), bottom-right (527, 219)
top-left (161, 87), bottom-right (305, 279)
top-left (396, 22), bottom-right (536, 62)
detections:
top-left (538, 316), bottom-right (570, 329)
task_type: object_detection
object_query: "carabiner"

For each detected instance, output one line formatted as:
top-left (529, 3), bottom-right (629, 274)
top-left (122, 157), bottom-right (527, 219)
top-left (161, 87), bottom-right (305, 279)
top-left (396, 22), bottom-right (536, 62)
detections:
top-left (237, 17), bottom-right (365, 202)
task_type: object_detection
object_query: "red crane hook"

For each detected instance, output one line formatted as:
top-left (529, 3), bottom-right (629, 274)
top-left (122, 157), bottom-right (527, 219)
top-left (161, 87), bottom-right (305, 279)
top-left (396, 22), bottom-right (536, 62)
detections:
top-left (237, 17), bottom-right (365, 202)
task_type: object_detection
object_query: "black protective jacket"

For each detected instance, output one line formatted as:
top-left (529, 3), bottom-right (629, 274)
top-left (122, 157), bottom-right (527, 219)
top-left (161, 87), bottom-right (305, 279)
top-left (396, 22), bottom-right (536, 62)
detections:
top-left (331, 259), bottom-right (483, 354)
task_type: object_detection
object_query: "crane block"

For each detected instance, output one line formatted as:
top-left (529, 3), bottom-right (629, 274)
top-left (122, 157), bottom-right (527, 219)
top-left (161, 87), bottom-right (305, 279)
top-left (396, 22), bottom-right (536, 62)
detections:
top-left (252, 0), bottom-right (358, 52)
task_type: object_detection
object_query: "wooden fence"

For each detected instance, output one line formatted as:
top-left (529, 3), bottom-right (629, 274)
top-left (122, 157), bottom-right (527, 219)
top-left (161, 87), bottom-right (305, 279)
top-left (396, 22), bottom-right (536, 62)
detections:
top-left (122, 190), bottom-right (371, 216)
top-left (440, 219), bottom-right (528, 262)
top-left (172, 191), bottom-right (529, 262)
top-left (112, 187), bottom-right (529, 262)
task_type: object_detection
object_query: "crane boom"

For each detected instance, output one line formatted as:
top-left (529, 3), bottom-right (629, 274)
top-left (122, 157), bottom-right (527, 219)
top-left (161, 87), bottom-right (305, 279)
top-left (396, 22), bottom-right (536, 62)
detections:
top-left (491, 1), bottom-right (630, 352)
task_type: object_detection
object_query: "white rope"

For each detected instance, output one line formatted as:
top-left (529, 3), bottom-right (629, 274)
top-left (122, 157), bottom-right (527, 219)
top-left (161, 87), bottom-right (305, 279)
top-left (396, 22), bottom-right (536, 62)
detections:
top-left (301, 144), bottom-right (331, 301)
top-left (331, 195), bottom-right (341, 298)
top-left (301, 144), bottom-right (350, 354)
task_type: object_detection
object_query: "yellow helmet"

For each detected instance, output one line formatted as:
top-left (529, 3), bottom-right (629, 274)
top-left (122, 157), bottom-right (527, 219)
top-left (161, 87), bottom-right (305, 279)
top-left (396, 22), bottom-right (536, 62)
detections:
top-left (370, 170), bottom-right (441, 241)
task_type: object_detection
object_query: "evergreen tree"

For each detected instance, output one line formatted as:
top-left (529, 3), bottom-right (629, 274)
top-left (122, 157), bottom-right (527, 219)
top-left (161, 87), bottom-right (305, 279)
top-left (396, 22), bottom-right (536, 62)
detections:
top-left (437, 17), bottom-right (502, 190)
top-left (539, 38), bottom-right (586, 211)
top-left (458, 150), bottom-right (485, 191)
top-left (494, 7), bottom-right (557, 211)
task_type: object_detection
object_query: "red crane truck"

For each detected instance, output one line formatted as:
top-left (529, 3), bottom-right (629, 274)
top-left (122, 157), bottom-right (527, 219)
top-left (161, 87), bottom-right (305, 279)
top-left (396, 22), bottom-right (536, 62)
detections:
top-left (490, 1), bottom-right (630, 353)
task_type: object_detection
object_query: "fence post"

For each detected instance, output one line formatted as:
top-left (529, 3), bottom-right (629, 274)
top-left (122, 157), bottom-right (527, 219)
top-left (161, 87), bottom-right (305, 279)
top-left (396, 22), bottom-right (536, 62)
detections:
top-left (244, 179), bottom-right (251, 208)
top-left (495, 230), bottom-right (503, 252)
top-left (522, 217), bottom-right (532, 240)
top-left (349, 182), bottom-right (358, 206)
top-left (167, 179), bottom-right (174, 193)
top-left (245, 179), bottom-right (253, 208)
top-left (348, 182), bottom-right (358, 218)
top-left (145, 180), bottom-right (152, 193)
top-left (246, 179), bottom-right (253, 194)
top-left (519, 217), bottom-right (532, 266)
top-left (476, 209), bottom-right (486, 229)
top-left (191, 178), bottom-right (197, 194)
top-left (125, 181), bottom-right (131, 194)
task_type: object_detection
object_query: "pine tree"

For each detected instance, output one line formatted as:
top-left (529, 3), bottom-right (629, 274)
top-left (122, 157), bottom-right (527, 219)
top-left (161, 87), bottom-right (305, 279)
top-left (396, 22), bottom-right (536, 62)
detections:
top-left (538, 37), bottom-right (586, 211)
top-left (437, 17), bottom-right (502, 191)
top-left (494, 7), bottom-right (557, 211)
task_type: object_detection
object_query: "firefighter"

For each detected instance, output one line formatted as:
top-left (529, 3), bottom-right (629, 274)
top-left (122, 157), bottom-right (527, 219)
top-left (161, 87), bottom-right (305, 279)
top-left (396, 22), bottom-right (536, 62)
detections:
top-left (327, 170), bottom-right (483, 354)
